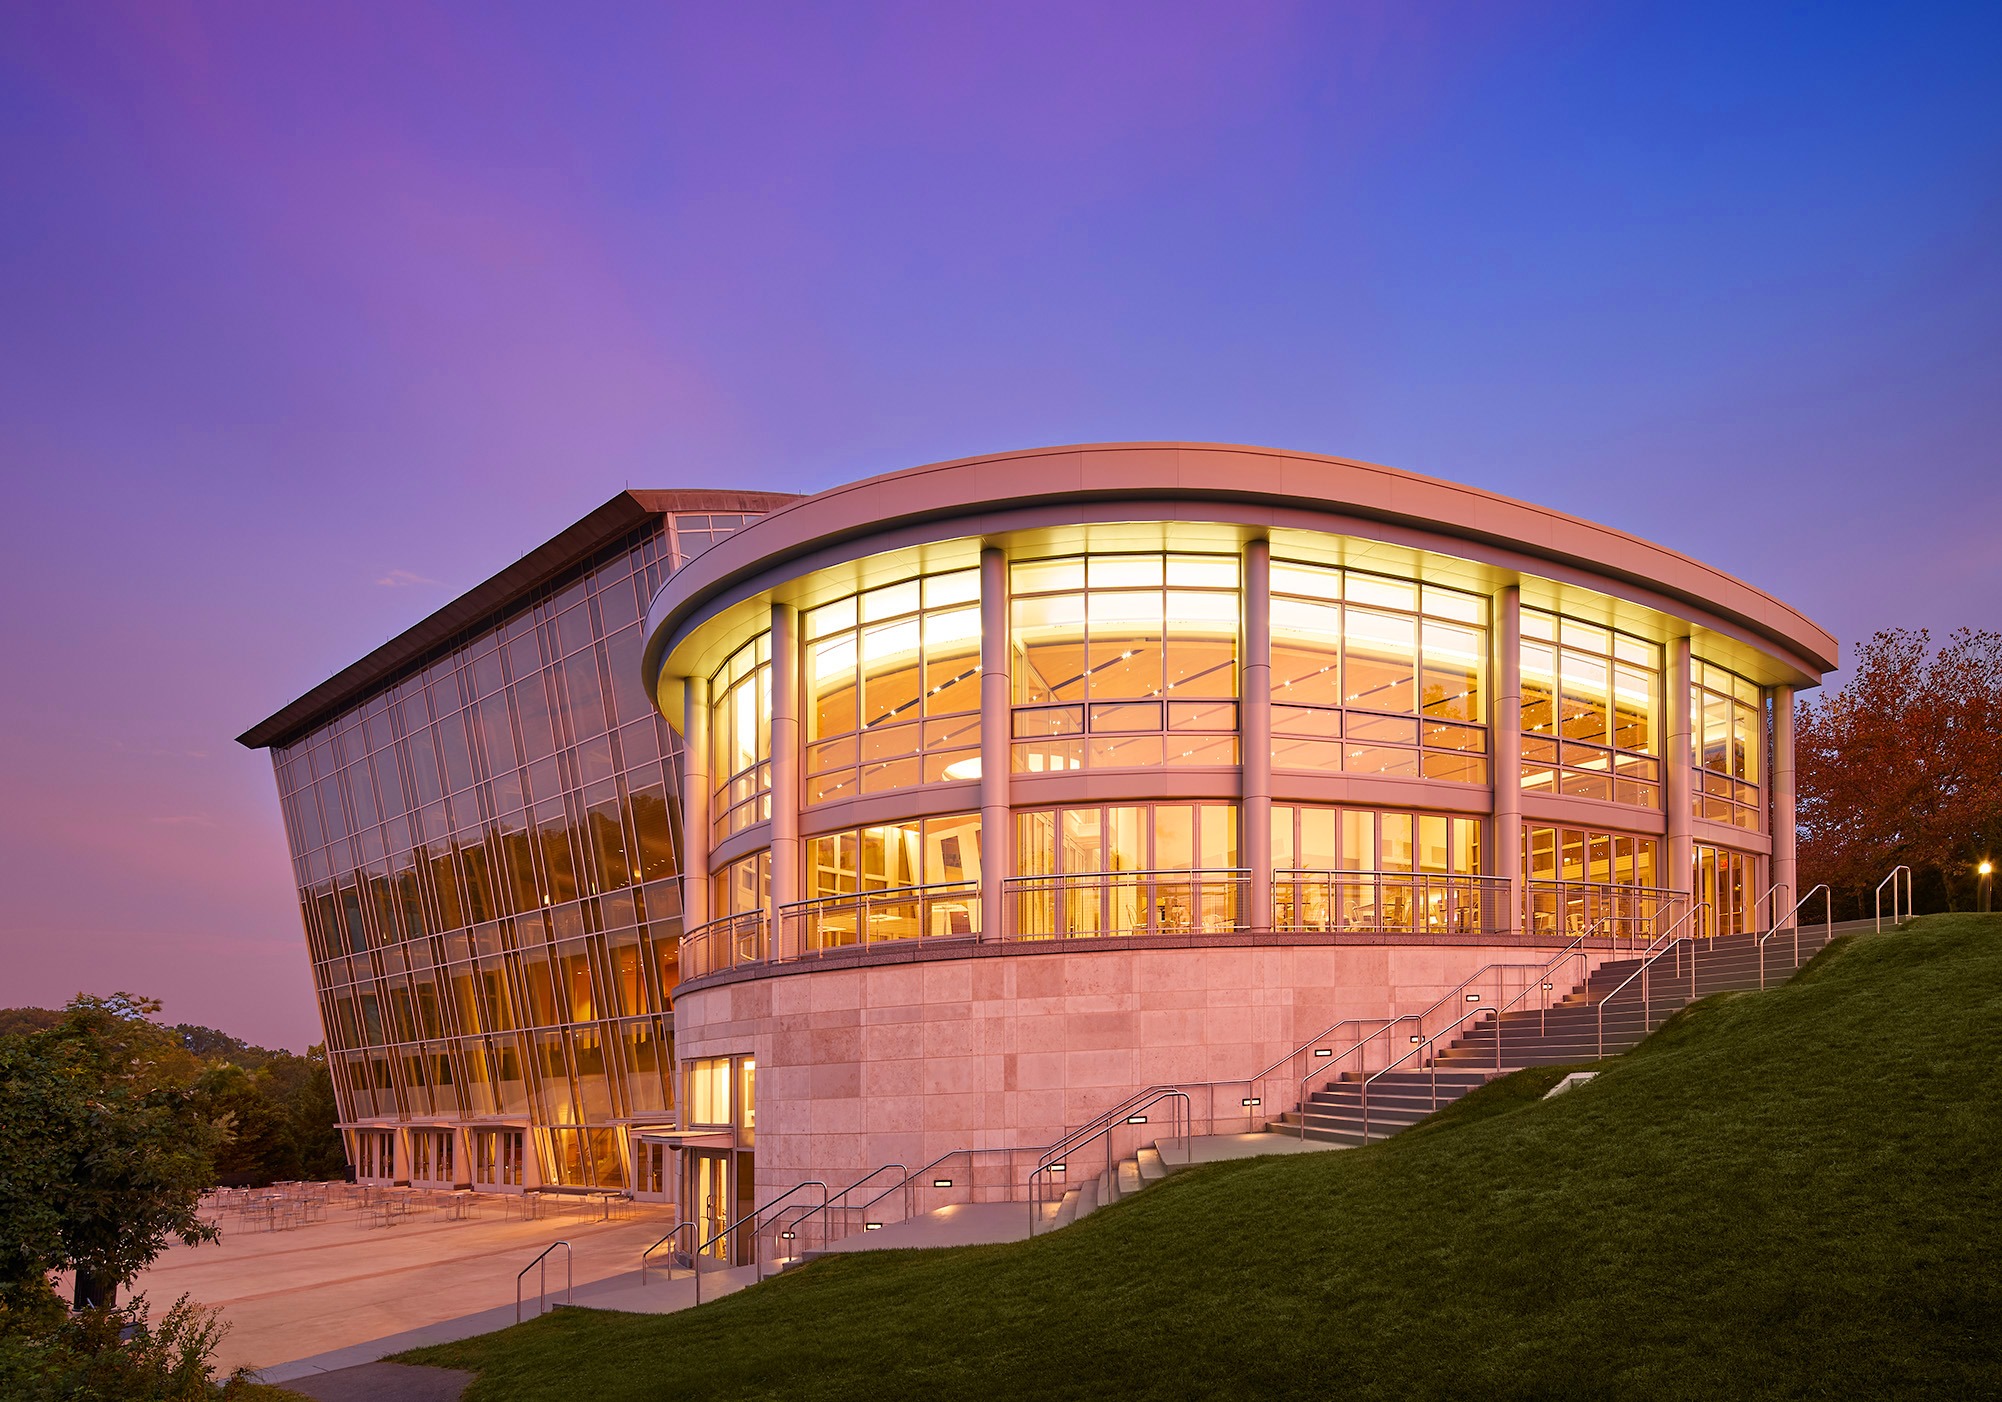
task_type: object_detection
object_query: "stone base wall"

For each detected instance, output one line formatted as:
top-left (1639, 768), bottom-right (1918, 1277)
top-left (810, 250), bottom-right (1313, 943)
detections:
top-left (672, 940), bottom-right (1613, 1202)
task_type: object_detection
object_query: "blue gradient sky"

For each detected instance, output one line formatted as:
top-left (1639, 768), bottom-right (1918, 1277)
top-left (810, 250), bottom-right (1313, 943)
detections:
top-left (3, 2), bottom-right (1997, 1047)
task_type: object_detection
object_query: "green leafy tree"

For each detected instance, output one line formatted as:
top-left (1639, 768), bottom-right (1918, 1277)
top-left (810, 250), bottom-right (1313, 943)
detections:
top-left (0, 994), bottom-right (220, 1309)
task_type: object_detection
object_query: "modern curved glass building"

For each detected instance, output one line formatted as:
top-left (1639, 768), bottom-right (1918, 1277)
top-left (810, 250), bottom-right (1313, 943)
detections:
top-left (244, 446), bottom-right (1834, 1226)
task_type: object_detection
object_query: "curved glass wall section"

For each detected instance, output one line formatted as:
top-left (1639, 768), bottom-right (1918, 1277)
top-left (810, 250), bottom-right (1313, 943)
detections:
top-left (1010, 553), bottom-right (1240, 773)
top-left (1012, 802), bottom-right (1240, 936)
top-left (1271, 803), bottom-right (1486, 933)
top-left (1520, 610), bottom-right (1661, 807)
top-left (806, 814), bottom-right (983, 900)
top-left (1692, 661), bottom-right (1763, 830)
top-left (804, 568), bottom-right (982, 803)
top-left (711, 633), bottom-right (772, 841)
top-left (1268, 561), bottom-right (1488, 783)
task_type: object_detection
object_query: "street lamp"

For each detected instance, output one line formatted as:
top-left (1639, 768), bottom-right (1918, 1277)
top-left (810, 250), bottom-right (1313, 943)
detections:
top-left (1980, 860), bottom-right (1993, 915)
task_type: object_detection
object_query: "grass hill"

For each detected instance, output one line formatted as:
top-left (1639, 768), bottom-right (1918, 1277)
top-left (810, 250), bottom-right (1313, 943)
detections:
top-left (406, 914), bottom-right (2002, 1400)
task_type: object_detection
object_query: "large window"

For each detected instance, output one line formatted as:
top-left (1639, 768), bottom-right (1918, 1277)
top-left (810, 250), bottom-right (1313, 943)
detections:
top-left (1269, 562), bottom-right (1488, 783)
top-left (1522, 822), bottom-right (1666, 938)
top-left (806, 814), bottom-right (982, 901)
top-left (1270, 804), bottom-right (1482, 875)
top-left (710, 634), bottom-right (772, 841)
top-left (1010, 553), bottom-right (1240, 773)
top-left (1012, 802), bottom-right (1240, 937)
top-left (805, 569), bottom-right (982, 803)
top-left (1692, 661), bottom-right (1762, 830)
top-left (1520, 610), bottom-right (1660, 807)
top-left (1694, 843), bottom-right (1754, 938)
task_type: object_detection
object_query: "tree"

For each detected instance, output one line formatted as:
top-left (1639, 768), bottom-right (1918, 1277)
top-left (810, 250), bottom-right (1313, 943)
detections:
top-left (0, 994), bottom-right (220, 1310)
top-left (1796, 628), bottom-right (2002, 918)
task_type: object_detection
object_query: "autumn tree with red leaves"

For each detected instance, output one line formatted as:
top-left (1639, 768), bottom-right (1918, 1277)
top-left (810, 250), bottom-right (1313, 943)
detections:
top-left (1796, 628), bottom-right (2002, 918)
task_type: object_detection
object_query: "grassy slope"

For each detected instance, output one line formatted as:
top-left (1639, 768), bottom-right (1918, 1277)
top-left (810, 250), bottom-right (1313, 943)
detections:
top-left (404, 915), bottom-right (2002, 1400)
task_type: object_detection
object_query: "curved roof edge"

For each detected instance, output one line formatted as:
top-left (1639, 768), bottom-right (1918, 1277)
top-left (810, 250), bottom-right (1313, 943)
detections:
top-left (240, 488), bottom-right (800, 751)
top-left (643, 443), bottom-right (1838, 690)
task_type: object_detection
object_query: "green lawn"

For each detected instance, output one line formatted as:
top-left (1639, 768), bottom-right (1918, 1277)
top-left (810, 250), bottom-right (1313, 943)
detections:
top-left (403, 914), bottom-right (2002, 1400)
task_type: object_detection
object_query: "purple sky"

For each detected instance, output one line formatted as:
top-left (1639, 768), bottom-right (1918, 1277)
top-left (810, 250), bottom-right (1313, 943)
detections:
top-left (2, 3), bottom-right (1997, 1049)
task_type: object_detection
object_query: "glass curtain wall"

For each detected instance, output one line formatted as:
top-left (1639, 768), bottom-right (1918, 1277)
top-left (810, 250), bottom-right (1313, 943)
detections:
top-left (804, 569), bottom-right (982, 803)
top-left (1268, 562), bottom-right (1488, 782)
top-left (1522, 823), bottom-right (1665, 937)
top-left (1692, 661), bottom-right (1763, 830)
top-left (273, 513), bottom-right (753, 1189)
top-left (1694, 843), bottom-right (1754, 938)
top-left (1012, 803), bottom-right (1239, 935)
top-left (1520, 611), bottom-right (1661, 807)
top-left (1270, 803), bottom-right (1485, 931)
top-left (710, 634), bottom-right (773, 842)
top-left (1010, 553), bottom-right (1240, 772)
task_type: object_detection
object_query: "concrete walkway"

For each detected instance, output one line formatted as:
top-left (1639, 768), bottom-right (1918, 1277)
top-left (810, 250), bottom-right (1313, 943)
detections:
top-left (127, 1200), bottom-right (681, 1379)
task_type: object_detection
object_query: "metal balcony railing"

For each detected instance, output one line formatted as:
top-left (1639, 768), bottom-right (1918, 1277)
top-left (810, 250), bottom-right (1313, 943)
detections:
top-left (1523, 880), bottom-right (1682, 946)
top-left (778, 882), bottom-right (981, 959)
top-left (680, 909), bottom-right (770, 980)
top-left (1000, 869), bottom-right (1249, 941)
top-left (1274, 870), bottom-right (1510, 938)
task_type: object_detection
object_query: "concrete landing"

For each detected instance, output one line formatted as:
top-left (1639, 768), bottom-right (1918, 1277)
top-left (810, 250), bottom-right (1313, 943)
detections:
top-left (1171, 1130), bottom-right (1353, 1165)
top-left (812, 1201), bottom-right (1036, 1254)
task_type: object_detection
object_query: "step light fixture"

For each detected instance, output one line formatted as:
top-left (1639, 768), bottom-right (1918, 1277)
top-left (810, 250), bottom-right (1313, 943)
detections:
top-left (1314, 1048), bottom-right (1334, 1057)
top-left (1127, 1114), bottom-right (1148, 1124)
top-left (1241, 1097), bottom-right (1261, 1107)
top-left (864, 1222), bottom-right (882, 1230)
top-left (932, 1178), bottom-right (953, 1188)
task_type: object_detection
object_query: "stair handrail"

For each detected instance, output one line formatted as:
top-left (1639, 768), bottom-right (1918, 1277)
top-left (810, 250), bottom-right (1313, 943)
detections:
top-left (1759, 884), bottom-right (1832, 988)
top-left (1356, 1006), bottom-right (1499, 1141)
top-left (638, 1220), bottom-right (694, 1284)
top-left (515, 1239), bottom-right (572, 1324)
top-left (1753, 881), bottom-right (1791, 939)
top-left (1290, 925), bottom-right (1614, 1138)
top-left (771, 1162), bottom-right (909, 1257)
top-left (1594, 902), bottom-right (1711, 1057)
top-left (1876, 865), bottom-right (1913, 932)
top-left (1028, 1087), bottom-right (1190, 1235)
top-left (1477, 919), bottom-right (1613, 1058)
top-left (844, 1147), bottom-right (977, 1228)
top-left (692, 1179), bottom-right (827, 1303)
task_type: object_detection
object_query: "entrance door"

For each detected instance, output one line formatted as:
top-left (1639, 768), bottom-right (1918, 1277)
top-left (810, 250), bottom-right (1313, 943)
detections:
top-left (689, 1151), bottom-right (731, 1259)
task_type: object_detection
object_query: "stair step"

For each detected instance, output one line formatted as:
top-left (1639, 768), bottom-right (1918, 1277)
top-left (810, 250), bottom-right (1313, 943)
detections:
top-left (1136, 1146), bottom-right (1169, 1184)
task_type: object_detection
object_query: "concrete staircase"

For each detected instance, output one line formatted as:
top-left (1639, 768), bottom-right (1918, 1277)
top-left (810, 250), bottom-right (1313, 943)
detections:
top-left (1275, 922), bottom-right (1845, 1146)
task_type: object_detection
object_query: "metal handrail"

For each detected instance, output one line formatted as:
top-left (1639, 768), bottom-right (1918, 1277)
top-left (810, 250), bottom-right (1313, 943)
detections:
top-left (1752, 881), bottom-right (1791, 937)
top-left (1479, 920), bottom-right (1610, 1054)
top-left (1522, 880), bottom-right (1684, 948)
top-left (1356, 1006), bottom-right (1499, 1141)
top-left (639, 1221), bottom-right (694, 1284)
top-left (780, 882), bottom-right (981, 959)
top-left (515, 1240), bottom-right (571, 1324)
top-left (1876, 865), bottom-right (1913, 932)
top-left (1001, 867), bottom-right (1250, 940)
top-left (1593, 902), bottom-right (1711, 1057)
top-left (1028, 1088), bottom-right (1190, 1234)
top-left (692, 1179), bottom-right (827, 1303)
top-left (1272, 869), bottom-right (1511, 937)
top-left (773, 1162), bottom-right (909, 1257)
top-left (1759, 884), bottom-right (1832, 988)
top-left (1288, 935), bottom-right (1599, 1128)
top-left (843, 1148), bottom-right (981, 1232)
top-left (681, 909), bottom-right (771, 978)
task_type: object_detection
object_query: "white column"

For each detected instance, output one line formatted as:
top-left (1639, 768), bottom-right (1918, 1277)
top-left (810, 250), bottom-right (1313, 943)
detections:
top-left (768, 603), bottom-right (801, 929)
top-left (1242, 539), bottom-right (1273, 932)
top-left (979, 547), bottom-right (1011, 940)
top-left (681, 676), bottom-right (711, 933)
top-left (1770, 684), bottom-right (1797, 927)
top-left (1666, 637), bottom-right (1695, 908)
top-left (1492, 587), bottom-right (1523, 936)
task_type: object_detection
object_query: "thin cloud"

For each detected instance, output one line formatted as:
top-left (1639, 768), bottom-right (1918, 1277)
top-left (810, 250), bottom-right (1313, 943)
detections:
top-left (376, 568), bottom-right (443, 588)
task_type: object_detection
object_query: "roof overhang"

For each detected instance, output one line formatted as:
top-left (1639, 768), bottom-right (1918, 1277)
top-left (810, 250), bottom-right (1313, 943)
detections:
top-left (644, 443), bottom-right (1839, 712)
